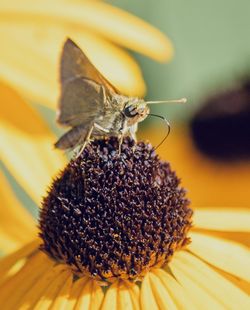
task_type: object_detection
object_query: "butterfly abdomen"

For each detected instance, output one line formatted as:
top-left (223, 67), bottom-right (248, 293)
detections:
top-left (55, 125), bottom-right (88, 150)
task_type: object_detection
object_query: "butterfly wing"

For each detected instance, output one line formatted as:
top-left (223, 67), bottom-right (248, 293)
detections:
top-left (57, 39), bottom-right (119, 127)
top-left (60, 38), bottom-right (120, 94)
top-left (58, 77), bottom-right (105, 127)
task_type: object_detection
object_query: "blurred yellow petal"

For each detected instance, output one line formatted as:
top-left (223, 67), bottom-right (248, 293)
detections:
top-left (140, 273), bottom-right (158, 310)
top-left (189, 232), bottom-right (250, 282)
top-left (194, 208), bottom-right (250, 232)
top-left (0, 172), bottom-right (37, 253)
top-left (0, 0), bottom-right (172, 62)
top-left (0, 239), bottom-right (40, 283)
top-left (50, 274), bottom-right (73, 310)
top-left (0, 251), bottom-right (54, 310)
top-left (172, 251), bottom-right (250, 309)
top-left (33, 266), bottom-right (71, 310)
top-left (20, 267), bottom-right (71, 309)
top-left (169, 261), bottom-right (224, 309)
top-left (19, 264), bottom-right (65, 310)
top-left (101, 281), bottom-right (118, 310)
top-left (153, 269), bottom-right (196, 310)
top-left (0, 22), bottom-right (146, 108)
top-left (149, 272), bottom-right (177, 310)
top-left (0, 81), bottom-right (67, 204)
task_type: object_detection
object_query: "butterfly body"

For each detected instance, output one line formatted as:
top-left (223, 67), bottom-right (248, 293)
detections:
top-left (55, 38), bottom-right (149, 151)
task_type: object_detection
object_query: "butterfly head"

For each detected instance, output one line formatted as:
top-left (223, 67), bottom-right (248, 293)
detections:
top-left (124, 99), bottom-right (149, 126)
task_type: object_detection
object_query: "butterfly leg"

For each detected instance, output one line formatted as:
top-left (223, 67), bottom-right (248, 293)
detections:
top-left (93, 123), bottom-right (110, 134)
top-left (76, 125), bottom-right (95, 158)
top-left (118, 134), bottom-right (124, 155)
top-left (118, 123), bottom-right (129, 155)
top-left (76, 123), bottom-right (110, 158)
top-left (129, 124), bottom-right (138, 152)
top-left (129, 123), bottom-right (138, 142)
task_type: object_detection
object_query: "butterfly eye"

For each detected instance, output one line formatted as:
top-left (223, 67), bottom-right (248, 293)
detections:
top-left (124, 105), bottom-right (138, 118)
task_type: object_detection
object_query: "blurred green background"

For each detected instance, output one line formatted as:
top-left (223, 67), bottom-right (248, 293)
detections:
top-left (110, 0), bottom-right (250, 122)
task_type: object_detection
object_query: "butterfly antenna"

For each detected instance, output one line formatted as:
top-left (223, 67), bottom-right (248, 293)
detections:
top-left (147, 114), bottom-right (171, 150)
top-left (146, 97), bottom-right (187, 105)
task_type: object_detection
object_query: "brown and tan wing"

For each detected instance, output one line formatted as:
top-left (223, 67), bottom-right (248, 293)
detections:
top-left (60, 38), bottom-right (120, 94)
top-left (58, 38), bottom-right (121, 127)
top-left (57, 76), bottom-right (106, 127)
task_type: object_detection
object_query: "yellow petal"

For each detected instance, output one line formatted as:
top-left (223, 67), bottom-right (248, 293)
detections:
top-left (0, 239), bottom-right (40, 282)
top-left (74, 279), bottom-right (92, 310)
top-left (123, 281), bottom-right (140, 310)
top-left (90, 280), bottom-right (105, 310)
top-left (189, 232), bottom-right (250, 282)
top-left (118, 285), bottom-right (133, 310)
top-left (19, 265), bottom-right (70, 310)
top-left (0, 0), bottom-right (172, 62)
top-left (117, 281), bottom-right (140, 310)
top-left (0, 171), bottom-right (37, 253)
top-left (217, 268), bottom-right (250, 295)
top-left (193, 208), bottom-right (250, 232)
top-left (169, 261), bottom-right (224, 310)
top-left (149, 272), bottom-right (178, 310)
top-left (49, 274), bottom-right (73, 310)
top-left (140, 273), bottom-right (158, 310)
top-left (67, 277), bottom-right (90, 309)
top-left (0, 81), bottom-right (67, 204)
top-left (0, 251), bottom-right (53, 310)
top-left (101, 281), bottom-right (118, 310)
top-left (173, 251), bottom-right (250, 309)
top-left (73, 278), bottom-right (104, 310)
top-left (33, 266), bottom-right (71, 310)
top-left (0, 23), bottom-right (146, 108)
top-left (153, 269), bottom-right (197, 310)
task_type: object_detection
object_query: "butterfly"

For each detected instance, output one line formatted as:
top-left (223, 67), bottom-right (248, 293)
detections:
top-left (55, 38), bottom-right (186, 154)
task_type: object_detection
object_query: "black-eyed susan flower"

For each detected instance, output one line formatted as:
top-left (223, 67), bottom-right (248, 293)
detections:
top-left (1, 82), bottom-right (250, 309)
top-left (0, 0), bottom-right (173, 108)
top-left (39, 137), bottom-right (192, 282)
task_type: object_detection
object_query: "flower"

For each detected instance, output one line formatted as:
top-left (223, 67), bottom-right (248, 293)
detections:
top-left (0, 0), bottom-right (173, 108)
top-left (1, 82), bottom-right (250, 309)
top-left (39, 137), bottom-right (192, 281)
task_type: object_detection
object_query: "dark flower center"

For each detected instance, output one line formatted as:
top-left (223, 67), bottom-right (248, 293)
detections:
top-left (39, 137), bottom-right (192, 281)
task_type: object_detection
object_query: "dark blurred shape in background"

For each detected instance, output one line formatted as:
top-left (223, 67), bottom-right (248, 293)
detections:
top-left (190, 78), bottom-right (250, 161)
